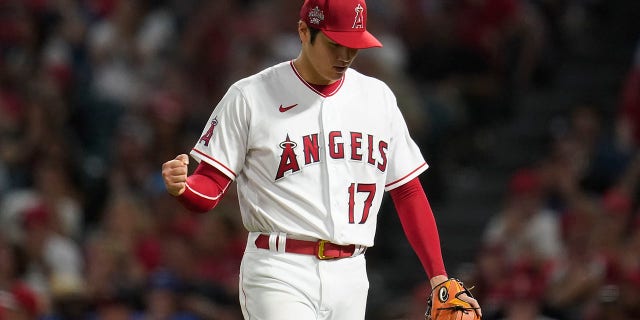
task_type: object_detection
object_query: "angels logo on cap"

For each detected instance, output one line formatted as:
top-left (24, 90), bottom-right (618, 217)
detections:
top-left (353, 4), bottom-right (364, 29)
top-left (300, 0), bottom-right (382, 49)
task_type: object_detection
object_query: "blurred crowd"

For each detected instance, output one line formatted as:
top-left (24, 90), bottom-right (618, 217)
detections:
top-left (469, 105), bottom-right (640, 319)
top-left (406, 35), bottom-right (640, 320)
top-left (0, 0), bottom-right (638, 319)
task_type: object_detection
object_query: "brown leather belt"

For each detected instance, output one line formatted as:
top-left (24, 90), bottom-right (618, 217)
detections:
top-left (254, 234), bottom-right (360, 260)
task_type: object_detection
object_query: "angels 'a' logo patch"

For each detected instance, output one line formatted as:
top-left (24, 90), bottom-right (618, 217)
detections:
top-left (199, 117), bottom-right (218, 146)
top-left (438, 287), bottom-right (449, 302)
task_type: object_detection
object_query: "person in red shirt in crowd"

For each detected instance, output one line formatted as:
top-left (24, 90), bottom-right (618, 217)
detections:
top-left (618, 38), bottom-right (640, 147)
top-left (0, 235), bottom-right (41, 320)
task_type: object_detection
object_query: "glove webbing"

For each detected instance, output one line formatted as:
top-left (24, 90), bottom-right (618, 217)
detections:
top-left (436, 306), bottom-right (481, 312)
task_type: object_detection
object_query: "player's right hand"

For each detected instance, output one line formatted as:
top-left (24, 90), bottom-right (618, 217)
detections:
top-left (162, 154), bottom-right (190, 196)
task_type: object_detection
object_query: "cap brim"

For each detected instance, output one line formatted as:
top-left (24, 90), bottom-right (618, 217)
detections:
top-left (322, 30), bottom-right (383, 49)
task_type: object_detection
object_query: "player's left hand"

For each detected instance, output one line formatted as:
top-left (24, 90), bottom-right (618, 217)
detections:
top-left (457, 291), bottom-right (481, 319)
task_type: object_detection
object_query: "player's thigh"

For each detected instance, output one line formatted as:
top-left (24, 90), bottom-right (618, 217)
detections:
top-left (319, 255), bottom-right (369, 320)
top-left (239, 249), bottom-right (320, 320)
top-left (239, 285), bottom-right (316, 320)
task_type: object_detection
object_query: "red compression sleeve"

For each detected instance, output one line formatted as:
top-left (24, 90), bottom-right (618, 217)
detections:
top-left (390, 177), bottom-right (447, 278)
top-left (177, 162), bottom-right (232, 213)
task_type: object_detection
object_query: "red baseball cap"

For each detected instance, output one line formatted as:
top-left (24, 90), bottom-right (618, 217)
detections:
top-left (300, 0), bottom-right (382, 49)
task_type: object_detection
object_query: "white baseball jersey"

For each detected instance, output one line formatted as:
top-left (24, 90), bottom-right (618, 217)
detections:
top-left (191, 61), bottom-right (427, 247)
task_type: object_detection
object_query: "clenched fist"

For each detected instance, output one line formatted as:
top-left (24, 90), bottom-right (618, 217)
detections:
top-left (162, 154), bottom-right (190, 196)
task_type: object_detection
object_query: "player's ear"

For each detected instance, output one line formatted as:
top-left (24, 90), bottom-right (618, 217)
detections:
top-left (297, 20), bottom-right (310, 43)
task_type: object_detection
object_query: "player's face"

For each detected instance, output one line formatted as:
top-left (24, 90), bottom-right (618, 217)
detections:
top-left (296, 23), bottom-right (359, 85)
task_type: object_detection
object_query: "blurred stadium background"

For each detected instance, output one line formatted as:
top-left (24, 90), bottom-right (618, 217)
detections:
top-left (0, 0), bottom-right (639, 319)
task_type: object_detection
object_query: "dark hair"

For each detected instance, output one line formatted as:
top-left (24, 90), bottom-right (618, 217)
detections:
top-left (309, 26), bottom-right (321, 44)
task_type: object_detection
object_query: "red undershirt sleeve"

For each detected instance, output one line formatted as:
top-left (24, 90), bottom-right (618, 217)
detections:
top-left (389, 177), bottom-right (447, 279)
top-left (177, 162), bottom-right (232, 213)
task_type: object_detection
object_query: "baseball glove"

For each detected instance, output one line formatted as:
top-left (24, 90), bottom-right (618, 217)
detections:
top-left (425, 278), bottom-right (480, 320)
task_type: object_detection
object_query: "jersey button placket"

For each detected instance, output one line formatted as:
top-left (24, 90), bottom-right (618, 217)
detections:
top-left (319, 98), bottom-right (336, 240)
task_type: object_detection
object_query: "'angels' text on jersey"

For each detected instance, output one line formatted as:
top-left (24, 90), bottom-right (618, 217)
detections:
top-left (275, 131), bottom-right (388, 180)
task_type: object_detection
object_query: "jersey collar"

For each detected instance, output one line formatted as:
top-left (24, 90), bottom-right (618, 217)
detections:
top-left (289, 60), bottom-right (344, 98)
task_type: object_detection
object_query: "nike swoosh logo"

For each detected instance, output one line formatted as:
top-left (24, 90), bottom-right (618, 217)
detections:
top-left (279, 104), bottom-right (298, 112)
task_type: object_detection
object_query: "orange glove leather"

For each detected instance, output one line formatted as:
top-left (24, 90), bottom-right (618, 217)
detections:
top-left (425, 278), bottom-right (481, 320)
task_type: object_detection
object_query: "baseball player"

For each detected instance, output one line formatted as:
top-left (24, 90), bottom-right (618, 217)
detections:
top-left (161, 0), bottom-right (482, 319)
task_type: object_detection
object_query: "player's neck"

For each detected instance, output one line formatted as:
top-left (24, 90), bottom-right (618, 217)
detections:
top-left (293, 56), bottom-right (340, 86)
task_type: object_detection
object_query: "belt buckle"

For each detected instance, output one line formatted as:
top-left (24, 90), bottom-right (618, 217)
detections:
top-left (316, 240), bottom-right (335, 260)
